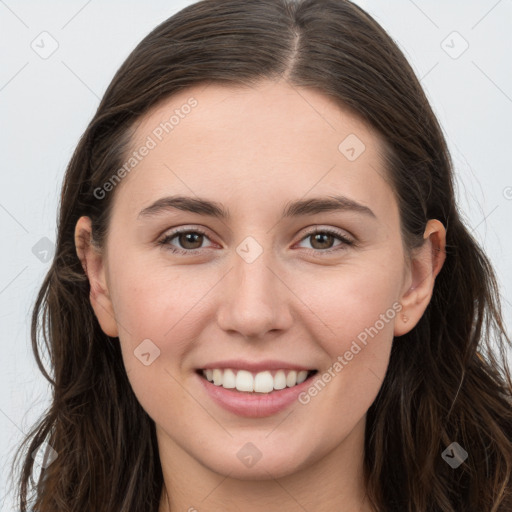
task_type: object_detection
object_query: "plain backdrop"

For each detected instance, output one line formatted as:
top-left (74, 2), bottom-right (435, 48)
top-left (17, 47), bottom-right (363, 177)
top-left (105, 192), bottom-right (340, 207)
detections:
top-left (1, 0), bottom-right (511, 509)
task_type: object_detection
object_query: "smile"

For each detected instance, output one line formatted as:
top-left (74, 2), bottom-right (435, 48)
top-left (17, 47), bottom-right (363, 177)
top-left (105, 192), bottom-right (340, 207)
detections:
top-left (199, 368), bottom-right (318, 394)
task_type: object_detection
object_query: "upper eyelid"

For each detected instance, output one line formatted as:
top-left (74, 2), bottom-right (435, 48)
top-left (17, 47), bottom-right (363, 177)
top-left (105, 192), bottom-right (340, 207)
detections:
top-left (160, 225), bottom-right (355, 247)
top-left (161, 224), bottom-right (353, 237)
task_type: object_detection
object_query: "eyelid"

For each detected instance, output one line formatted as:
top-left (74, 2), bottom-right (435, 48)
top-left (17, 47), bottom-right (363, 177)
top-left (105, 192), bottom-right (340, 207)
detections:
top-left (157, 224), bottom-right (356, 255)
top-left (157, 225), bottom-right (216, 251)
top-left (294, 226), bottom-right (355, 252)
top-left (298, 224), bottom-right (354, 241)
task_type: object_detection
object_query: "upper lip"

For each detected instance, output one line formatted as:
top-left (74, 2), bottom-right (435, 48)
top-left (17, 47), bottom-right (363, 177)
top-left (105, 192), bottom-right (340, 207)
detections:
top-left (198, 359), bottom-right (316, 373)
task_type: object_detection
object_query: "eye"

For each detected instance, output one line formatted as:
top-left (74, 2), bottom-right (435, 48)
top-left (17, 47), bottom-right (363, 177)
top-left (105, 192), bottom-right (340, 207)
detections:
top-left (295, 227), bottom-right (355, 254)
top-left (157, 226), bottom-right (355, 256)
top-left (157, 227), bottom-right (214, 255)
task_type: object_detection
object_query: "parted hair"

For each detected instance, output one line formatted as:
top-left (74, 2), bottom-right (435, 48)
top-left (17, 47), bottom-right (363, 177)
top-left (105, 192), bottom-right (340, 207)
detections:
top-left (12, 1), bottom-right (512, 510)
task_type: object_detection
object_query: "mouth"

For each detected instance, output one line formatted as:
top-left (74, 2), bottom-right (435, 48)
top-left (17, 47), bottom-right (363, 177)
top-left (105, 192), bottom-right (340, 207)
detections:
top-left (196, 368), bottom-right (319, 394)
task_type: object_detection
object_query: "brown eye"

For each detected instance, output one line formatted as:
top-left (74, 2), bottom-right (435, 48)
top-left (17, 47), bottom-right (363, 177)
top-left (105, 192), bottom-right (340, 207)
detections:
top-left (309, 232), bottom-right (336, 250)
top-left (158, 227), bottom-right (213, 255)
top-left (297, 228), bottom-right (354, 254)
top-left (177, 232), bottom-right (204, 250)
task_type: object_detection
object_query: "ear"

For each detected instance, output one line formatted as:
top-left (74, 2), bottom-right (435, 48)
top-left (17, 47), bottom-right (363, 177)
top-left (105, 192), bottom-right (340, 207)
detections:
top-left (74, 216), bottom-right (119, 337)
top-left (394, 219), bottom-right (446, 337)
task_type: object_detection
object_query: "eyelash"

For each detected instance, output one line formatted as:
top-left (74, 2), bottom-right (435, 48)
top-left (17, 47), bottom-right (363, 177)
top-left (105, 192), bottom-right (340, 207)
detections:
top-left (157, 226), bottom-right (355, 256)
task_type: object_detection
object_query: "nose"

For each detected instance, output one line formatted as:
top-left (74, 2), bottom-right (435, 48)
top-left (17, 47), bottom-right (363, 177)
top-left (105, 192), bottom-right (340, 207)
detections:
top-left (216, 249), bottom-right (293, 340)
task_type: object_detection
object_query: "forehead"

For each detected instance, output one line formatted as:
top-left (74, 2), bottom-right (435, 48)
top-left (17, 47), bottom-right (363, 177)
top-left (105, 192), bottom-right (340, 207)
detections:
top-left (131, 80), bottom-right (381, 160)
top-left (112, 80), bottom-right (395, 222)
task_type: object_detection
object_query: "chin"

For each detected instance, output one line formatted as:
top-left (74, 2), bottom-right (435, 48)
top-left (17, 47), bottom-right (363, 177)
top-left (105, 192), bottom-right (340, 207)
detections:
top-left (199, 442), bottom-right (311, 481)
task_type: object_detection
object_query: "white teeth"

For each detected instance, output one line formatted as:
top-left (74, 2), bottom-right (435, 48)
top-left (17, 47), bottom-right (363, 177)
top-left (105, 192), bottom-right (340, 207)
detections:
top-left (222, 368), bottom-right (236, 389)
top-left (296, 370), bottom-right (308, 384)
top-left (201, 368), bottom-right (313, 393)
top-left (286, 370), bottom-right (297, 387)
top-left (254, 371), bottom-right (274, 393)
top-left (273, 370), bottom-right (287, 390)
top-left (236, 370), bottom-right (254, 392)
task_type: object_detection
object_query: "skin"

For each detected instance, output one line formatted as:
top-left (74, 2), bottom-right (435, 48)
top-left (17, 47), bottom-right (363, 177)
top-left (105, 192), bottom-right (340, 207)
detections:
top-left (75, 80), bottom-right (446, 512)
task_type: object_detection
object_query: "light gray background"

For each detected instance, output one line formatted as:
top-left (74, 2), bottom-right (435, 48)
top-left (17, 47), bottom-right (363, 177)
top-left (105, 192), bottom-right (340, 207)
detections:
top-left (1, 1), bottom-right (511, 509)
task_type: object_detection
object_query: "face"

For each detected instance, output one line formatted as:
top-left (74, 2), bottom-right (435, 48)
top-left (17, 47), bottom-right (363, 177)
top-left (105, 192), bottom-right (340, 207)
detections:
top-left (76, 80), bottom-right (445, 483)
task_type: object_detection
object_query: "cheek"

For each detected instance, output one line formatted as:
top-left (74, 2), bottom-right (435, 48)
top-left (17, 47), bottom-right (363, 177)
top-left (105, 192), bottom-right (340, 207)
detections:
top-left (295, 268), bottom-right (399, 433)
top-left (111, 263), bottom-right (202, 423)
top-left (298, 257), bottom-right (401, 354)
top-left (293, 256), bottom-right (401, 421)
top-left (110, 254), bottom-right (207, 344)
top-left (111, 244), bottom-right (402, 366)
top-left (111, 241), bottom-right (401, 405)
top-left (105, 244), bottom-right (401, 473)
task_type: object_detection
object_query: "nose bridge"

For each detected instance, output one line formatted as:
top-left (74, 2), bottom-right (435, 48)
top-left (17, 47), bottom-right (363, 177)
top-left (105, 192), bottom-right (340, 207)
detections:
top-left (216, 237), bottom-right (291, 338)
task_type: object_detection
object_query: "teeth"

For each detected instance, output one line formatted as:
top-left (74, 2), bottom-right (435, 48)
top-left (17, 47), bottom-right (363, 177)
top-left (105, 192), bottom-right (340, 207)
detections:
top-left (222, 369), bottom-right (236, 389)
top-left (286, 370), bottom-right (297, 387)
top-left (236, 370), bottom-right (254, 392)
top-left (274, 370), bottom-right (287, 390)
top-left (201, 368), bottom-right (312, 393)
top-left (254, 371), bottom-right (274, 393)
top-left (212, 369), bottom-right (223, 386)
top-left (296, 370), bottom-right (308, 384)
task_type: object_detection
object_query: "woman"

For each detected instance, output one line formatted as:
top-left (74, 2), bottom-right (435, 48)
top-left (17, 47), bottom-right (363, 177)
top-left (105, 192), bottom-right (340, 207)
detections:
top-left (13, 0), bottom-right (512, 510)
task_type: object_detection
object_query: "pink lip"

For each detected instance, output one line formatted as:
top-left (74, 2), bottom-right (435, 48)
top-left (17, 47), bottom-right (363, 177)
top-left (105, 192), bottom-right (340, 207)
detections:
top-left (198, 359), bottom-right (315, 373)
top-left (196, 370), bottom-right (318, 418)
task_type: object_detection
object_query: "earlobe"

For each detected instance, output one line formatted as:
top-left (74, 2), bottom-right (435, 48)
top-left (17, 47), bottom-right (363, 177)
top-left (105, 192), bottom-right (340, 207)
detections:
top-left (74, 216), bottom-right (119, 338)
top-left (394, 219), bottom-right (446, 337)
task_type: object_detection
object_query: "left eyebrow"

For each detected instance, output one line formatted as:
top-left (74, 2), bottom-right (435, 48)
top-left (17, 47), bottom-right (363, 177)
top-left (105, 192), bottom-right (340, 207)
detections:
top-left (137, 194), bottom-right (377, 220)
top-left (282, 195), bottom-right (376, 219)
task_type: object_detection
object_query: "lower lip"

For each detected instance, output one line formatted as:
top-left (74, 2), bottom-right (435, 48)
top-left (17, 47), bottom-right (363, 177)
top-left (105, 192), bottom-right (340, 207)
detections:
top-left (196, 371), bottom-right (317, 418)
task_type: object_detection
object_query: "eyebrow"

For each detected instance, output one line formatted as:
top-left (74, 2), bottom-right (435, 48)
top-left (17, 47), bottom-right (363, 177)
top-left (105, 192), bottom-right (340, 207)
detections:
top-left (137, 194), bottom-right (376, 220)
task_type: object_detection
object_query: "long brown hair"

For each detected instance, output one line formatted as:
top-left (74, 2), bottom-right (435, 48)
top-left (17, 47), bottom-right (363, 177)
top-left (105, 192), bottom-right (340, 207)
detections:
top-left (12, 0), bottom-right (512, 510)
